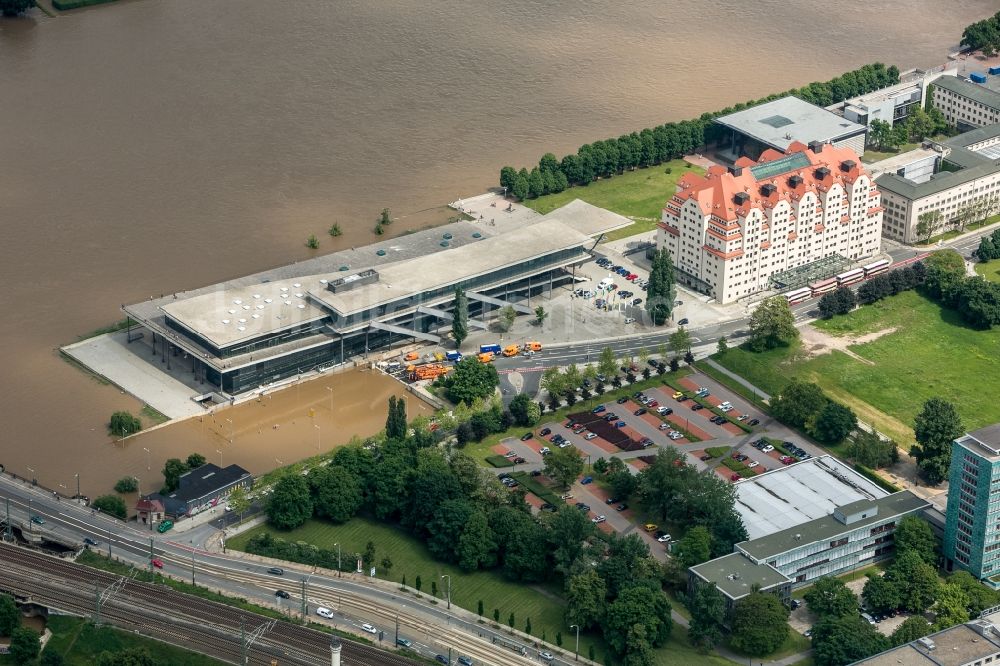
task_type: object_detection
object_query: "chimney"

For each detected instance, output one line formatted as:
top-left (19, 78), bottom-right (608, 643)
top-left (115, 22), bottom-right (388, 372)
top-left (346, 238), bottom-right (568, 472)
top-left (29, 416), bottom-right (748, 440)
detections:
top-left (840, 160), bottom-right (857, 172)
top-left (760, 183), bottom-right (777, 196)
top-left (331, 637), bottom-right (342, 666)
top-left (734, 192), bottom-right (750, 205)
top-left (808, 141), bottom-right (824, 153)
top-left (788, 175), bottom-right (803, 188)
top-left (815, 166), bottom-right (831, 179)
top-left (729, 165), bottom-right (743, 177)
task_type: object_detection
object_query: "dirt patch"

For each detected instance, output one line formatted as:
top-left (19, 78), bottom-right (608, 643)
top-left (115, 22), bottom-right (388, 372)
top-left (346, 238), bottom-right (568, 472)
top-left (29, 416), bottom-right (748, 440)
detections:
top-left (799, 325), bottom-right (899, 365)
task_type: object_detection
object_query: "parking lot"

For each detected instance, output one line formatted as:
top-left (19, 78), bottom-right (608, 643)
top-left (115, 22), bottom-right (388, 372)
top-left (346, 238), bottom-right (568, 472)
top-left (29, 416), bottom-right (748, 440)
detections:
top-left (486, 368), bottom-right (834, 556)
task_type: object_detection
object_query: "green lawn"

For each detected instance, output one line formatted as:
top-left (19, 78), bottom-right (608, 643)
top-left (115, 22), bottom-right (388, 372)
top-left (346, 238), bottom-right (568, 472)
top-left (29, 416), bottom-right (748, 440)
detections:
top-left (860, 142), bottom-right (919, 164)
top-left (523, 161), bottom-right (704, 241)
top-left (24, 616), bottom-right (224, 666)
top-left (716, 291), bottom-right (1000, 446)
top-left (975, 258), bottom-right (1000, 284)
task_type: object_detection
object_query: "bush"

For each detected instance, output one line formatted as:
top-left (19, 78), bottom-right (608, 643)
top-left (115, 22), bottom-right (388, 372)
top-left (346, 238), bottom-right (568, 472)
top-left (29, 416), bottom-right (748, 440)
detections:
top-left (53, 0), bottom-right (115, 8)
top-left (109, 411), bottom-right (141, 437)
top-left (853, 464), bottom-right (902, 493)
top-left (92, 495), bottom-right (127, 520)
top-left (113, 477), bottom-right (138, 494)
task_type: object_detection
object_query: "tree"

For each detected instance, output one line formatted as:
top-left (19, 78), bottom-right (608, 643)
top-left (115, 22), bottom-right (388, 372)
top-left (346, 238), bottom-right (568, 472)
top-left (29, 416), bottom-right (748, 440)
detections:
top-left (646, 248), bottom-right (676, 325)
top-left (227, 485), bottom-right (250, 522)
top-left (0, 593), bottom-right (20, 636)
top-left (162, 458), bottom-right (188, 492)
top-left (668, 327), bottom-right (692, 355)
top-left (565, 569), bottom-right (606, 630)
top-left (893, 516), bottom-right (938, 565)
top-left (748, 296), bottom-right (798, 351)
top-left (932, 583), bottom-right (970, 630)
top-left (862, 573), bottom-right (900, 615)
top-left (512, 172), bottom-right (529, 201)
top-left (804, 576), bottom-right (858, 619)
top-left (811, 402), bottom-right (857, 444)
top-left (770, 380), bottom-right (828, 429)
top-left (306, 234), bottom-right (320, 248)
top-left (598, 346), bottom-right (618, 379)
top-left (380, 208), bottom-right (392, 226)
top-left (921, 249), bottom-right (966, 302)
top-left (508, 611), bottom-right (516, 629)
top-left (886, 551), bottom-right (940, 613)
top-left (891, 616), bottom-right (932, 646)
top-left (385, 395), bottom-right (407, 440)
top-left (948, 570), bottom-right (1000, 616)
top-left (380, 556), bottom-right (393, 577)
top-left (457, 510), bottom-right (497, 571)
top-left (812, 615), bottom-right (888, 666)
top-left (544, 446), bottom-right (584, 489)
top-left (363, 540), bottom-right (377, 570)
top-left (309, 465), bottom-right (363, 523)
top-left (499, 166), bottom-right (517, 193)
top-left (109, 411), bottom-right (142, 437)
top-left (730, 591), bottom-right (789, 656)
top-left (953, 277), bottom-right (1000, 329)
top-left (849, 429), bottom-right (899, 469)
top-left (113, 477), bottom-right (138, 493)
top-left (186, 452), bottom-right (206, 469)
top-left (686, 582), bottom-right (726, 650)
top-left (0, 0), bottom-right (35, 17)
top-left (497, 305), bottom-right (517, 333)
top-left (868, 119), bottom-right (892, 151)
top-left (716, 337), bottom-right (729, 355)
top-left (444, 358), bottom-right (499, 405)
top-left (534, 306), bottom-right (548, 328)
top-left (92, 494), bottom-right (127, 520)
top-left (96, 648), bottom-right (156, 666)
top-left (674, 526), bottom-right (712, 568)
top-left (266, 474), bottom-right (313, 530)
top-left (508, 393), bottom-right (537, 427)
top-left (41, 650), bottom-right (66, 666)
top-left (8, 627), bottom-right (39, 665)
top-left (548, 508), bottom-right (595, 578)
top-left (452, 287), bottom-right (468, 349)
top-left (912, 397), bottom-right (963, 485)
top-left (603, 585), bottom-right (672, 656)
top-left (906, 108), bottom-right (936, 143)
top-left (328, 223), bottom-right (342, 237)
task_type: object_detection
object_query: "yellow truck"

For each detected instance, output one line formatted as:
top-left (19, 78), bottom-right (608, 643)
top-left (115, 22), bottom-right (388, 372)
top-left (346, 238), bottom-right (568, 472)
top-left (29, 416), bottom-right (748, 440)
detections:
top-left (477, 352), bottom-right (494, 363)
top-left (525, 341), bottom-right (542, 352)
top-left (502, 344), bottom-right (520, 357)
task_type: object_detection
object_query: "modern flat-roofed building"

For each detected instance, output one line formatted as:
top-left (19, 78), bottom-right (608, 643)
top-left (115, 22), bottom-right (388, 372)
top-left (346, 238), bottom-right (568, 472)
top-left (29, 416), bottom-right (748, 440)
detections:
top-left (932, 75), bottom-right (1000, 131)
top-left (123, 200), bottom-right (630, 394)
top-left (689, 457), bottom-right (929, 602)
top-left (877, 124), bottom-right (1000, 244)
top-left (714, 96), bottom-right (867, 162)
top-left (829, 67), bottom-right (957, 129)
top-left (943, 423), bottom-right (1000, 586)
top-left (147, 463), bottom-right (252, 518)
top-left (852, 620), bottom-right (1000, 666)
top-left (657, 142), bottom-right (883, 303)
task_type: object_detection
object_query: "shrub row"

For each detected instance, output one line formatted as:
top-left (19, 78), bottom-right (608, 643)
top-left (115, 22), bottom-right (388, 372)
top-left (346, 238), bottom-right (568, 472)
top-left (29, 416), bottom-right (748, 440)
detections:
top-left (853, 464), bottom-right (902, 493)
top-left (53, 0), bottom-right (117, 9)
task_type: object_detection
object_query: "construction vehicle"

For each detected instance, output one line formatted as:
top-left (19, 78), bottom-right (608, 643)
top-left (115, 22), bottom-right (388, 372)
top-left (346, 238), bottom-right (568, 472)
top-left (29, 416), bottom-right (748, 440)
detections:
top-left (502, 344), bottom-right (520, 357)
top-left (446, 351), bottom-right (463, 362)
top-left (408, 364), bottom-right (451, 381)
top-left (433, 352), bottom-right (446, 362)
top-left (403, 351), bottom-right (420, 362)
top-left (525, 341), bottom-right (542, 352)
top-left (477, 352), bottom-right (494, 363)
top-left (479, 343), bottom-right (501, 354)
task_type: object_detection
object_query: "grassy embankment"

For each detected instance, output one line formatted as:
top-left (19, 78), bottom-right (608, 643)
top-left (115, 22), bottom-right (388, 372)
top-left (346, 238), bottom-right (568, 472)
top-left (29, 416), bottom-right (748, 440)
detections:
top-left (714, 290), bottom-right (1000, 446)
top-left (229, 516), bottom-right (737, 666)
top-left (975, 258), bottom-right (1000, 284)
top-left (0, 615), bottom-right (224, 666)
top-left (523, 160), bottom-right (704, 242)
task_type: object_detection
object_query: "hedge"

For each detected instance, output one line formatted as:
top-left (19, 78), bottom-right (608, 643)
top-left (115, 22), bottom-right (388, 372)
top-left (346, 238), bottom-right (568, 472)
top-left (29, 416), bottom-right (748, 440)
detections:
top-left (53, 0), bottom-right (118, 9)
top-left (485, 455), bottom-right (515, 468)
top-left (853, 464), bottom-right (901, 493)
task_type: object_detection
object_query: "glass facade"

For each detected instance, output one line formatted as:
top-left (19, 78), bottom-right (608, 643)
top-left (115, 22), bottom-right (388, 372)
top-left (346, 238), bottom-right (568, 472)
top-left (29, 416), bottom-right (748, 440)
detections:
top-left (944, 441), bottom-right (1000, 581)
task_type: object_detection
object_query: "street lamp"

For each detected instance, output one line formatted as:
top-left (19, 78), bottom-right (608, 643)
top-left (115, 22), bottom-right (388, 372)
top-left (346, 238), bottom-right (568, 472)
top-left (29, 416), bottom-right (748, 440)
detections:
top-left (26, 466), bottom-right (35, 483)
top-left (334, 542), bottom-right (342, 577)
top-left (314, 424), bottom-right (321, 452)
top-left (441, 574), bottom-right (451, 610)
top-left (225, 418), bottom-right (234, 445)
top-left (143, 447), bottom-right (151, 471)
top-left (216, 449), bottom-right (223, 467)
top-left (133, 476), bottom-right (141, 497)
top-left (75, 473), bottom-right (80, 499)
top-left (570, 624), bottom-right (580, 661)
top-left (325, 386), bottom-right (333, 414)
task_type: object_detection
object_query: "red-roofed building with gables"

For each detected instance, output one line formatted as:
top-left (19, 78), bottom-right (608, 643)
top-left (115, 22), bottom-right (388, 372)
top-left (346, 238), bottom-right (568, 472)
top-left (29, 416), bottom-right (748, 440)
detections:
top-left (657, 141), bottom-right (883, 304)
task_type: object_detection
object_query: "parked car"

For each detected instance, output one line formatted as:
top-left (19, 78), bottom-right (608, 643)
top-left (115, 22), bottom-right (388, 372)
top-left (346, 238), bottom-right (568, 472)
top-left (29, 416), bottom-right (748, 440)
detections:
top-left (747, 461), bottom-right (760, 469)
top-left (691, 403), bottom-right (703, 411)
top-left (632, 298), bottom-right (643, 306)
top-left (672, 391), bottom-right (684, 399)
top-left (362, 623), bottom-right (378, 634)
top-left (700, 454), bottom-right (712, 461)
top-left (616, 396), bottom-right (629, 404)
top-left (585, 432), bottom-right (598, 440)
top-left (504, 451), bottom-right (517, 459)
top-left (560, 493), bottom-right (574, 500)
top-left (540, 503), bottom-right (556, 512)
top-left (435, 655), bottom-right (450, 665)
top-left (397, 638), bottom-right (413, 648)
top-left (606, 497), bottom-right (619, 505)
top-left (678, 318), bottom-right (689, 325)
top-left (513, 457), bottom-right (526, 464)
top-left (634, 408), bottom-right (647, 416)
top-left (657, 534), bottom-right (672, 543)
top-left (592, 405), bottom-right (607, 413)
top-left (539, 427), bottom-right (551, 436)
top-left (643, 523), bottom-right (658, 532)
top-left (614, 421), bottom-right (626, 428)
top-left (157, 520), bottom-right (173, 533)
top-left (748, 418), bottom-right (760, 426)
top-left (576, 503), bottom-right (591, 512)
top-left (592, 515), bottom-right (606, 524)
top-left (520, 432), bottom-right (533, 441)
top-left (581, 476), bottom-right (593, 485)
top-left (657, 406), bottom-right (672, 415)
top-left (530, 470), bottom-right (542, 477)
top-left (539, 447), bottom-right (551, 455)
top-left (539, 652), bottom-right (554, 662)
top-left (457, 656), bottom-right (474, 666)
top-left (647, 400), bottom-right (659, 408)
top-left (730, 474), bottom-right (742, 481)
top-left (658, 423), bottom-right (670, 431)
top-left (761, 444), bottom-right (774, 453)
top-left (669, 432), bottom-right (682, 440)
top-left (318, 608), bottom-right (337, 621)
top-left (616, 503), bottom-right (628, 511)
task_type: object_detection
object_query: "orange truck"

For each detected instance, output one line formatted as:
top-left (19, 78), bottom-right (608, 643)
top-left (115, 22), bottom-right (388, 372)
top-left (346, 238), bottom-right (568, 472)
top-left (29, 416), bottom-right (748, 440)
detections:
top-left (502, 344), bottom-right (520, 357)
top-left (409, 364), bottom-right (451, 381)
top-left (525, 341), bottom-right (542, 352)
top-left (477, 352), bottom-right (494, 363)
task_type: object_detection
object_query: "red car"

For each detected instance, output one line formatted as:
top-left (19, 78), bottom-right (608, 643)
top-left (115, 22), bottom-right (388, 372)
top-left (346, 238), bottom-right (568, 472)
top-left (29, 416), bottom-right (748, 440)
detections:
top-left (151, 558), bottom-right (164, 569)
top-left (627, 274), bottom-right (638, 281)
top-left (780, 456), bottom-right (796, 465)
top-left (730, 474), bottom-right (742, 482)
top-left (647, 400), bottom-right (659, 408)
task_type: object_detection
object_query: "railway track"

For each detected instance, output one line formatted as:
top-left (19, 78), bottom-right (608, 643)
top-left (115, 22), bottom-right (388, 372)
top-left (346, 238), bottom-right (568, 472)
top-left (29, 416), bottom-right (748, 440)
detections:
top-left (0, 543), bottom-right (421, 666)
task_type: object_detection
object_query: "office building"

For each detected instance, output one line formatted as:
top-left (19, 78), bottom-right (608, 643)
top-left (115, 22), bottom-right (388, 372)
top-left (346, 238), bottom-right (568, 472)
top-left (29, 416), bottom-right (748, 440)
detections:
top-left (853, 620), bottom-right (1000, 666)
top-left (714, 96), bottom-right (867, 162)
top-left (932, 75), bottom-right (1000, 131)
top-left (878, 124), bottom-right (1000, 244)
top-left (689, 457), bottom-right (929, 603)
top-left (944, 423), bottom-right (1000, 586)
top-left (830, 67), bottom-right (957, 129)
top-left (657, 142), bottom-right (883, 303)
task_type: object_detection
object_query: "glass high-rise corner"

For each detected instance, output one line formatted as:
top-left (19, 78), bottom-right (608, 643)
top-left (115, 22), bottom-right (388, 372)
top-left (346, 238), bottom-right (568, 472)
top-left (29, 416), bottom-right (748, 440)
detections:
top-left (944, 424), bottom-right (1000, 587)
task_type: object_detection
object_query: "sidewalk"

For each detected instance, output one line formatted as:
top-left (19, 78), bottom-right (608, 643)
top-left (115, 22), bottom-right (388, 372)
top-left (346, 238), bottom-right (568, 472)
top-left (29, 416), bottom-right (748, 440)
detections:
top-left (703, 358), bottom-right (772, 401)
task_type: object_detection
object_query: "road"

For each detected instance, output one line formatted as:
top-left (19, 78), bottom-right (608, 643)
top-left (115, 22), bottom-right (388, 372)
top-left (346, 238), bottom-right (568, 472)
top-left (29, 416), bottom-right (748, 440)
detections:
top-left (0, 474), bottom-right (574, 666)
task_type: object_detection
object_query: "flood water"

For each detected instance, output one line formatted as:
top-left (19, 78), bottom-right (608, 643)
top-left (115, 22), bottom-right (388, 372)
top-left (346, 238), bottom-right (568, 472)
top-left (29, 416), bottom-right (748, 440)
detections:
top-left (0, 0), bottom-right (993, 494)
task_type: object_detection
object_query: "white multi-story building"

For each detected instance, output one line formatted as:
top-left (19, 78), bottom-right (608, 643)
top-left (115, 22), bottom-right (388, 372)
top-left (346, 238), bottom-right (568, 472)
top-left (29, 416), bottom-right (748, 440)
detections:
top-left (933, 75), bottom-right (1000, 131)
top-left (656, 142), bottom-right (883, 303)
top-left (878, 124), bottom-right (1000, 244)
